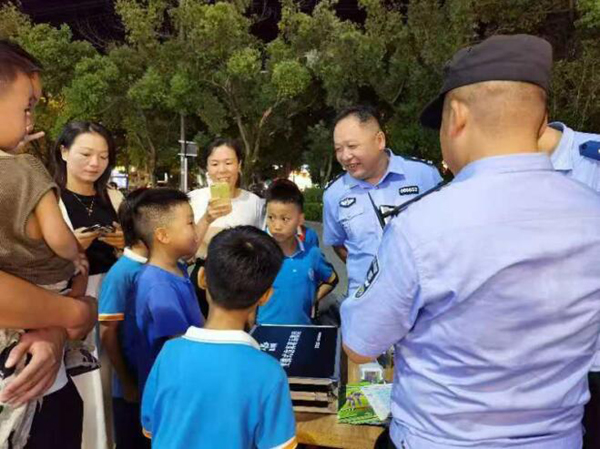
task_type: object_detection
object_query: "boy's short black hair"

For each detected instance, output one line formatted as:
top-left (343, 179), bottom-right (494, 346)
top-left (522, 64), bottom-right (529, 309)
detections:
top-left (265, 179), bottom-right (304, 211)
top-left (205, 226), bottom-right (284, 310)
top-left (130, 188), bottom-right (191, 249)
top-left (118, 188), bottom-right (148, 248)
top-left (0, 40), bottom-right (42, 95)
top-left (333, 105), bottom-right (383, 130)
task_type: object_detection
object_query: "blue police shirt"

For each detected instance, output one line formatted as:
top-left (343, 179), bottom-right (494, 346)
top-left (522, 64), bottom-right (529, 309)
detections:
top-left (130, 264), bottom-right (203, 393)
top-left (342, 153), bottom-right (600, 448)
top-left (550, 122), bottom-right (600, 192)
top-left (323, 150), bottom-right (442, 294)
top-left (141, 327), bottom-right (297, 449)
top-left (98, 248), bottom-right (147, 398)
top-left (257, 239), bottom-right (334, 325)
top-left (550, 122), bottom-right (600, 371)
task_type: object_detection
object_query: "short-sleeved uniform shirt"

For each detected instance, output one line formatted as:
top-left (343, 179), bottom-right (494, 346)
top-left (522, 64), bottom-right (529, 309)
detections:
top-left (141, 327), bottom-right (297, 449)
top-left (549, 122), bottom-right (600, 371)
top-left (98, 248), bottom-right (147, 398)
top-left (342, 154), bottom-right (600, 448)
top-left (257, 239), bottom-right (334, 325)
top-left (129, 264), bottom-right (203, 392)
top-left (323, 150), bottom-right (442, 294)
top-left (550, 122), bottom-right (600, 192)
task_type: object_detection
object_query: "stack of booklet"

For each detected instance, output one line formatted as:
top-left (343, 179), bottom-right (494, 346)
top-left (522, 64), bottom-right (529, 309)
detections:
top-left (251, 324), bottom-right (341, 414)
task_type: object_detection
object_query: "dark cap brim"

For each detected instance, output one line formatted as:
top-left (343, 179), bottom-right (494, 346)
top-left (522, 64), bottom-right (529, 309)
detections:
top-left (420, 94), bottom-right (446, 129)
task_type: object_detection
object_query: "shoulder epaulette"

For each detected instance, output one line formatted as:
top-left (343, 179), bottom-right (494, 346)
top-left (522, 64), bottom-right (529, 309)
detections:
top-left (579, 140), bottom-right (600, 162)
top-left (324, 172), bottom-right (344, 191)
top-left (382, 181), bottom-right (448, 220)
top-left (407, 155), bottom-right (435, 166)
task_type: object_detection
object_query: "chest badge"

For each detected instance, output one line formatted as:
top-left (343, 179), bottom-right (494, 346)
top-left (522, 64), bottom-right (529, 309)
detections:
top-left (399, 186), bottom-right (419, 196)
top-left (339, 197), bottom-right (356, 208)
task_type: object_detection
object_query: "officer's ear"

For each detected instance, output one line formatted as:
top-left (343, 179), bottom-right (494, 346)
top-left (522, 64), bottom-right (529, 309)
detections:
top-left (447, 98), bottom-right (468, 138)
top-left (375, 130), bottom-right (386, 151)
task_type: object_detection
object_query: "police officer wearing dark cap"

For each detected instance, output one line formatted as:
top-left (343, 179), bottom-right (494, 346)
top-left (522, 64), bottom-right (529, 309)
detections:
top-left (342, 34), bottom-right (600, 449)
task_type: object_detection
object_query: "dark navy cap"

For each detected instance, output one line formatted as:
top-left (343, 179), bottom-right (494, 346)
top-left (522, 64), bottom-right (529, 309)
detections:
top-left (420, 34), bottom-right (553, 129)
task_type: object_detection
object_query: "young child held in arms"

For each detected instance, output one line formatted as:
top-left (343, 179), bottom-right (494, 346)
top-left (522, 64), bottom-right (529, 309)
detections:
top-left (0, 40), bottom-right (91, 447)
top-left (98, 188), bottom-right (149, 449)
top-left (129, 188), bottom-right (203, 394)
top-left (258, 179), bottom-right (338, 325)
top-left (142, 226), bottom-right (297, 448)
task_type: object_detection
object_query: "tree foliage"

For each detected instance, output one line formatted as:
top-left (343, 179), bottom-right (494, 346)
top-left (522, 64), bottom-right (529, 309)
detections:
top-left (1, 0), bottom-right (598, 187)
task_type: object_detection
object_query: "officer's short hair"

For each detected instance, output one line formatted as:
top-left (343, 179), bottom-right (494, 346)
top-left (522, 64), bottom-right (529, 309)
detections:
top-left (0, 40), bottom-right (42, 95)
top-left (265, 179), bottom-right (304, 212)
top-left (333, 105), bottom-right (383, 131)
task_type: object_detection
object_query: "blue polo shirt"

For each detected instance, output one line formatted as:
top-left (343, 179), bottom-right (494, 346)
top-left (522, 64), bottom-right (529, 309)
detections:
top-left (141, 327), bottom-right (297, 449)
top-left (323, 150), bottom-right (442, 295)
top-left (257, 240), bottom-right (334, 325)
top-left (342, 154), bottom-right (600, 448)
top-left (129, 264), bottom-right (203, 393)
top-left (98, 248), bottom-right (147, 398)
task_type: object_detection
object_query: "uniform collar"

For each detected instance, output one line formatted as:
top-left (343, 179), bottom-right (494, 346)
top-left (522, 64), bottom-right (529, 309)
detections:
top-left (183, 326), bottom-right (260, 350)
top-left (345, 149), bottom-right (405, 189)
top-left (123, 247), bottom-right (148, 264)
top-left (453, 153), bottom-right (553, 183)
top-left (548, 122), bottom-right (575, 172)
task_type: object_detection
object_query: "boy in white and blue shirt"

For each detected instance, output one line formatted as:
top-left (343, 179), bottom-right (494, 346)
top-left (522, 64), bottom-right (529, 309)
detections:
top-left (258, 179), bottom-right (338, 325)
top-left (99, 189), bottom-right (149, 449)
top-left (142, 226), bottom-right (297, 449)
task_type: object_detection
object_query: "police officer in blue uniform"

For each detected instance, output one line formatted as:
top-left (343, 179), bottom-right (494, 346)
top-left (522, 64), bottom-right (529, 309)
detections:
top-left (539, 122), bottom-right (600, 191)
top-left (538, 122), bottom-right (600, 449)
top-left (342, 35), bottom-right (600, 449)
top-left (323, 105), bottom-right (442, 296)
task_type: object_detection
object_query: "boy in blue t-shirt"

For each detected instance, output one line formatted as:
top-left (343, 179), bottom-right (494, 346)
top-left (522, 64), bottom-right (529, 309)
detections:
top-left (258, 179), bottom-right (338, 325)
top-left (99, 189), bottom-right (149, 449)
top-left (129, 188), bottom-right (203, 394)
top-left (142, 226), bottom-right (297, 448)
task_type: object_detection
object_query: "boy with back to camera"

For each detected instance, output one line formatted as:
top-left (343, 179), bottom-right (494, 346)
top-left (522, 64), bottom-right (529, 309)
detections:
top-left (142, 226), bottom-right (297, 448)
top-left (258, 179), bottom-right (338, 325)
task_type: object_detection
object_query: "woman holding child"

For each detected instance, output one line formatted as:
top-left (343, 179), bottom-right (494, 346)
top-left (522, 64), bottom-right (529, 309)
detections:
top-left (51, 121), bottom-right (124, 449)
top-left (189, 138), bottom-right (265, 318)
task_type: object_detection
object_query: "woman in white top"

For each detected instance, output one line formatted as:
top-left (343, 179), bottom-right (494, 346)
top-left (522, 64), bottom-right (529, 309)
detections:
top-left (189, 138), bottom-right (264, 317)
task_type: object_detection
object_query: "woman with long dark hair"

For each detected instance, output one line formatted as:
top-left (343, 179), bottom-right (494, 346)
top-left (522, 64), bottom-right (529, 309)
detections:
top-left (52, 121), bottom-right (124, 449)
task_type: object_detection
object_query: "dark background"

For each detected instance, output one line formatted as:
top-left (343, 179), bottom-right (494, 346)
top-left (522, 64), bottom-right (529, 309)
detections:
top-left (19, 0), bottom-right (368, 47)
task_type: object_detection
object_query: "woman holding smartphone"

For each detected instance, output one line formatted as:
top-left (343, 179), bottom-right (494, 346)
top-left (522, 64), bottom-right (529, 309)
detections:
top-left (51, 120), bottom-right (124, 449)
top-left (189, 138), bottom-right (265, 317)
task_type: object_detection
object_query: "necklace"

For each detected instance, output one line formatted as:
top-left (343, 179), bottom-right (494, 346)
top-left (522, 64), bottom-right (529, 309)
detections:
top-left (70, 191), bottom-right (96, 217)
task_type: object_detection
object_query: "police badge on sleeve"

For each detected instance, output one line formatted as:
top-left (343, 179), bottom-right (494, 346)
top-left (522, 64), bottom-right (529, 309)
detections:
top-left (354, 257), bottom-right (380, 299)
